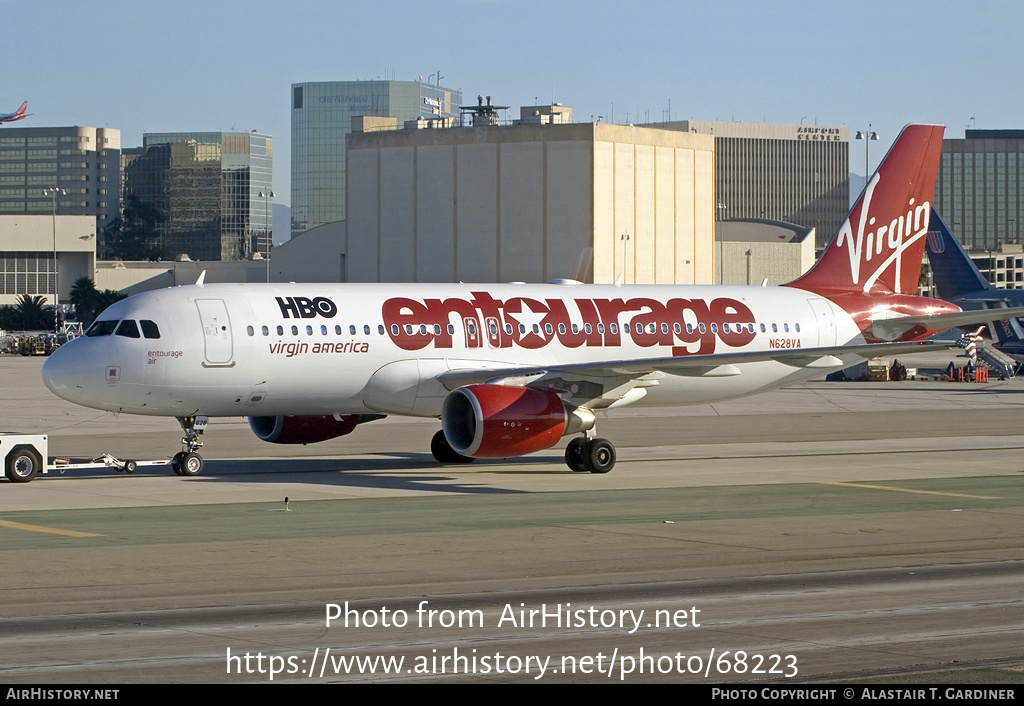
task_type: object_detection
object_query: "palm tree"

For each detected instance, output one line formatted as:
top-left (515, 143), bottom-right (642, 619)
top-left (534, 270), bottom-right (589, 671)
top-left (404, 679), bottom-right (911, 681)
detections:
top-left (13, 294), bottom-right (55, 331)
top-left (67, 278), bottom-right (125, 327)
top-left (69, 277), bottom-right (99, 326)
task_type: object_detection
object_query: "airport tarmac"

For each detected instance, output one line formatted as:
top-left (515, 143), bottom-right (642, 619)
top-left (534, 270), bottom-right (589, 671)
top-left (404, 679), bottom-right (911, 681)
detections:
top-left (1, 352), bottom-right (1022, 683)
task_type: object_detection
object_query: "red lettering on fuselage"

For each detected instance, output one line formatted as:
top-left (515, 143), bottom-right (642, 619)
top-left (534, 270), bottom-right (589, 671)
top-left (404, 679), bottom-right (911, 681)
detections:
top-left (380, 292), bottom-right (757, 354)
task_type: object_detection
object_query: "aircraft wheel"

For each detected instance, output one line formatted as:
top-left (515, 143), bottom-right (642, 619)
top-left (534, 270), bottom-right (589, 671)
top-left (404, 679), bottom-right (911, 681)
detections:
top-left (124, 460), bottom-right (137, 474)
top-left (565, 437), bottom-right (589, 472)
top-left (584, 438), bottom-right (616, 474)
top-left (171, 452), bottom-right (185, 476)
top-left (178, 452), bottom-right (204, 477)
top-left (430, 430), bottom-right (475, 464)
top-left (5, 446), bottom-right (42, 483)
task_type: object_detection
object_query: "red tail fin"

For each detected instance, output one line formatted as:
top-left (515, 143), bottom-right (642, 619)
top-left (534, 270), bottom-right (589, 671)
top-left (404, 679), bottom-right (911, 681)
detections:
top-left (787, 124), bottom-right (944, 296)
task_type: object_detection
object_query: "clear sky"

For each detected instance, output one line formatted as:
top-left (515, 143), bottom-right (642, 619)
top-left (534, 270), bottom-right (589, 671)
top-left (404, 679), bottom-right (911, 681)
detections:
top-left (3, 0), bottom-right (1020, 206)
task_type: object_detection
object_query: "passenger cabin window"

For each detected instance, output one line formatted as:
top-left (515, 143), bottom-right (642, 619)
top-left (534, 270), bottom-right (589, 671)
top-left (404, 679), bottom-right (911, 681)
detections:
top-left (115, 320), bottom-right (140, 338)
top-left (86, 320), bottom-right (119, 337)
top-left (140, 320), bottom-right (161, 339)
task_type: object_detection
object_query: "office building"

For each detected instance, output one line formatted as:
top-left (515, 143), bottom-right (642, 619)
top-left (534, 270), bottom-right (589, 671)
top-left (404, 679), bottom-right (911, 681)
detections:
top-left (123, 132), bottom-right (273, 261)
top-left (290, 80), bottom-right (462, 237)
top-left (649, 121), bottom-right (849, 248)
top-left (0, 126), bottom-right (121, 232)
top-left (934, 129), bottom-right (1024, 251)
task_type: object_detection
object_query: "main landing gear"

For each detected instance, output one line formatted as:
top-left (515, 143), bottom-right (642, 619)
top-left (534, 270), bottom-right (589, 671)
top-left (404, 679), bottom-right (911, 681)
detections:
top-left (172, 415), bottom-right (207, 476)
top-left (428, 429), bottom-right (617, 473)
top-left (565, 436), bottom-right (616, 474)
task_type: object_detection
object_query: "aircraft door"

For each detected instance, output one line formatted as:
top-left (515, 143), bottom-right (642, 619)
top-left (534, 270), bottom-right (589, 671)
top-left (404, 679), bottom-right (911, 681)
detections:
top-left (808, 298), bottom-right (837, 347)
top-left (196, 298), bottom-right (235, 367)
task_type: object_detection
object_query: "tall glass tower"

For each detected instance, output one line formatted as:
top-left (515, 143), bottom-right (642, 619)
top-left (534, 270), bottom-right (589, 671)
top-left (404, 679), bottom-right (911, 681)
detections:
top-left (290, 80), bottom-right (461, 238)
top-left (125, 132), bottom-right (273, 261)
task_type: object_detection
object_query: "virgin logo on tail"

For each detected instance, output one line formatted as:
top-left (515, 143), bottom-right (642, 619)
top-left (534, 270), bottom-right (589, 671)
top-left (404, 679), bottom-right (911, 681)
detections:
top-left (835, 173), bottom-right (931, 293)
top-left (787, 124), bottom-right (944, 297)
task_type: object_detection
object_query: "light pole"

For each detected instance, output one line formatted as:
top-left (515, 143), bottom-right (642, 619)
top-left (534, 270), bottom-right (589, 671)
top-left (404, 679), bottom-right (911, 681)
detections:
top-left (259, 190), bottom-right (274, 282)
top-left (855, 126), bottom-right (880, 178)
top-left (43, 187), bottom-right (65, 332)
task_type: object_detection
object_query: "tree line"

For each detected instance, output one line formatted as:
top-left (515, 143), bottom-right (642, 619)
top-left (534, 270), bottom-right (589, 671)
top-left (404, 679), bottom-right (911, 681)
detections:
top-left (0, 278), bottom-right (124, 332)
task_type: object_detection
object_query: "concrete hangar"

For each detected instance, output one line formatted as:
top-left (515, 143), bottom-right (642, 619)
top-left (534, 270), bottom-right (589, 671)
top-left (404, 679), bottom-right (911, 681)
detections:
top-left (342, 112), bottom-right (716, 285)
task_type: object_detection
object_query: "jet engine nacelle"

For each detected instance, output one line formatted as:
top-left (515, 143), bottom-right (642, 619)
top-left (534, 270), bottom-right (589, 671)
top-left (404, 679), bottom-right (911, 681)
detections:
top-left (249, 414), bottom-right (362, 444)
top-left (441, 384), bottom-right (595, 458)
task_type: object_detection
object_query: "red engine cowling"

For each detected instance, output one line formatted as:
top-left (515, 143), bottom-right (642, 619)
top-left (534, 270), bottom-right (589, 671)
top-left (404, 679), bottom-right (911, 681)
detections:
top-left (442, 385), bottom-right (592, 459)
top-left (249, 414), bottom-right (362, 444)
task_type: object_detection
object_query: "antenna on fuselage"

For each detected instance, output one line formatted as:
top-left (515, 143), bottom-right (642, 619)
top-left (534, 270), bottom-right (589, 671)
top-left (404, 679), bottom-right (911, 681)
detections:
top-left (195, 270), bottom-right (207, 287)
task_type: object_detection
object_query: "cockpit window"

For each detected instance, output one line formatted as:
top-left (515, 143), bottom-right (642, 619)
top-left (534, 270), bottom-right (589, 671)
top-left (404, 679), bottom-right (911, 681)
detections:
top-left (115, 320), bottom-right (140, 338)
top-left (140, 320), bottom-right (161, 339)
top-left (85, 320), bottom-right (119, 337)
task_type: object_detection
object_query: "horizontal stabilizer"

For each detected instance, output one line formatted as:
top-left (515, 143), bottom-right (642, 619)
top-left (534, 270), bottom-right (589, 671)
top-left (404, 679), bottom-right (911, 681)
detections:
top-left (869, 306), bottom-right (1024, 341)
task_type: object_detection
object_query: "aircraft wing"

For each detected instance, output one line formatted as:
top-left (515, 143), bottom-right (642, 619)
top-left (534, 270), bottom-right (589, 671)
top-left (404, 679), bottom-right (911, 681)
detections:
top-left (439, 339), bottom-right (957, 390)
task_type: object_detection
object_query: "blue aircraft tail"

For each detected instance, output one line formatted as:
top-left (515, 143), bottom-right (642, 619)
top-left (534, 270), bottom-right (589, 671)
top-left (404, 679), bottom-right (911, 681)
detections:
top-left (925, 208), bottom-right (993, 298)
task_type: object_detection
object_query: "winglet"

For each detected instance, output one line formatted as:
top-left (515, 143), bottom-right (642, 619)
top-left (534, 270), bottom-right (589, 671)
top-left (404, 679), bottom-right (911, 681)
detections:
top-left (195, 270), bottom-right (206, 286)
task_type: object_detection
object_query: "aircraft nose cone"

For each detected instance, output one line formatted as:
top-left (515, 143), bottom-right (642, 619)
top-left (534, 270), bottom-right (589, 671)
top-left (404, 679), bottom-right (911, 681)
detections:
top-left (42, 340), bottom-right (85, 403)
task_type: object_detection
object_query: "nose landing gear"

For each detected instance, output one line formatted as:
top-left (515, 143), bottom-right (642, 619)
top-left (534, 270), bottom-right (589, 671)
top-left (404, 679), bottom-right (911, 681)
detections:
top-left (172, 416), bottom-right (207, 476)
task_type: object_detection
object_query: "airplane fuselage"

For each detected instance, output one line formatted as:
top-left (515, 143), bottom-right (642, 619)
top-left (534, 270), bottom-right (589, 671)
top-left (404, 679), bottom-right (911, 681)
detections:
top-left (44, 281), bottom-right (870, 419)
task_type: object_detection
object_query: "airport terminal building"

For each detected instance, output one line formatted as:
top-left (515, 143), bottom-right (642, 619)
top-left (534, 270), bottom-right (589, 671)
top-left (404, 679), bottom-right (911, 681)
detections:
top-left (0, 214), bottom-right (96, 306)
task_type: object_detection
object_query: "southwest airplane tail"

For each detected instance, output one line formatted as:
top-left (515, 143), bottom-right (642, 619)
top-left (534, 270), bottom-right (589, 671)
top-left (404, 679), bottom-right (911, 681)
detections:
top-left (37, 123), bottom-right (1024, 480)
top-left (0, 102), bottom-right (29, 124)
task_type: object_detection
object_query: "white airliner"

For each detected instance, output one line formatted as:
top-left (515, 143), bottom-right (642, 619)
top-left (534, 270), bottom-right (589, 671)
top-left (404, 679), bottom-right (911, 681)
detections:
top-left (41, 124), bottom-right (1022, 476)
